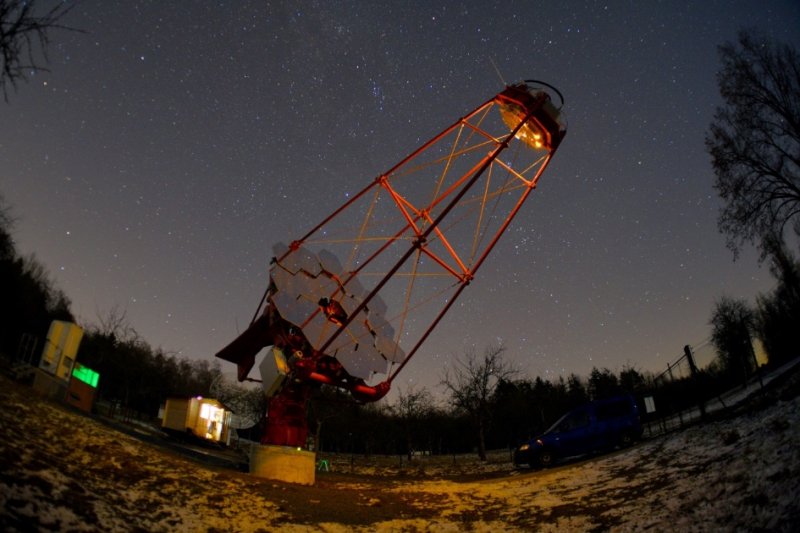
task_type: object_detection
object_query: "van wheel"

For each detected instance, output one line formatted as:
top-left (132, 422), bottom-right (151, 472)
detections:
top-left (537, 449), bottom-right (554, 468)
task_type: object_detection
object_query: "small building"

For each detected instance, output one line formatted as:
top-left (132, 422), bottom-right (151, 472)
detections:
top-left (39, 320), bottom-right (84, 381)
top-left (30, 321), bottom-right (100, 413)
top-left (64, 363), bottom-right (100, 413)
top-left (161, 397), bottom-right (233, 445)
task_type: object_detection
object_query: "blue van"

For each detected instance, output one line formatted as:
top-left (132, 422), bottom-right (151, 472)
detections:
top-left (513, 394), bottom-right (643, 468)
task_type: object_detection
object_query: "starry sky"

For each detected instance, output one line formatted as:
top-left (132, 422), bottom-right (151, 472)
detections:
top-left (2, 1), bottom-right (799, 399)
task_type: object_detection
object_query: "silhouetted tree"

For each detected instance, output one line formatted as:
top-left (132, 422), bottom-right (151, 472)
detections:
top-left (762, 233), bottom-right (800, 309)
top-left (619, 365), bottom-right (647, 394)
top-left (755, 238), bottom-right (800, 365)
top-left (710, 296), bottom-right (757, 385)
top-left (706, 29), bottom-right (800, 259)
top-left (0, 193), bottom-right (13, 260)
top-left (565, 373), bottom-right (589, 406)
top-left (588, 367), bottom-right (621, 400)
top-left (490, 378), bottom-right (532, 448)
top-left (95, 305), bottom-right (136, 343)
top-left (0, 0), bottom-right (75, 100)
top-left (188, 359), bottom-right (220, 397)
top-left (440, 344), bottom-right (517, 460)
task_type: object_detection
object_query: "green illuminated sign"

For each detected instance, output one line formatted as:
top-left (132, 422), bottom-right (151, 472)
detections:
top-left (72, 364), bottom-right (99, 388)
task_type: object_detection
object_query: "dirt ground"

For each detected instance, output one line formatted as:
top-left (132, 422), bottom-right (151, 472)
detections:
top-left (1, 367), bottom-right (799, 531)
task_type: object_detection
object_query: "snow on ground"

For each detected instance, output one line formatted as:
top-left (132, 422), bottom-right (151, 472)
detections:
top-left (385, 397), bottom-right (800, 531)
top-left (1, 369), bottom-right (799, 531)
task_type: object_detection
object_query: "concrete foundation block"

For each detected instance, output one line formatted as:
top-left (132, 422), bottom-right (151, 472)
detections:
top-left (250, 444), bottom-right (316, 485)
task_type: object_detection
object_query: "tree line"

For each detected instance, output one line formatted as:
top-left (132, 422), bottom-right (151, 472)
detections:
top-left (304, 354), bottom-right (655, 458)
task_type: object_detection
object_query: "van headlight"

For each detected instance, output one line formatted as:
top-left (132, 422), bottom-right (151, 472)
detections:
top-left (518, 444), bottom-right (530, 452)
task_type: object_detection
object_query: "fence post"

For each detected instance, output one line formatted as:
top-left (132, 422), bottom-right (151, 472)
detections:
top-left (684, 345), bottom-right (706, 419)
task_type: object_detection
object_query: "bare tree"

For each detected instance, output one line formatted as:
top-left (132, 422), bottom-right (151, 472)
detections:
top-left (210, 372), bottom-right (266, 434)
top-left (95, 304), bottom-right (136, 343)
top-left (440, 344), bottom-right (517, 460)
top-left (706, 29), bottom-right (800, 259)
top-left (391, 385), bottom-right (435, 460)
top-left (0, 0), bottom-right (75, 101)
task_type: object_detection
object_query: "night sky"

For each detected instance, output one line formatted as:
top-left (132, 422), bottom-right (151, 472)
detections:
top-left (2, 1), bottom-right (799, 398)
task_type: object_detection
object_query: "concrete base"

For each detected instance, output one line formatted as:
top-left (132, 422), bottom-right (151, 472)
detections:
top-left (250, 444), bottom-right (316, 485)
top-left (32, 368), bottom-right (67, 400)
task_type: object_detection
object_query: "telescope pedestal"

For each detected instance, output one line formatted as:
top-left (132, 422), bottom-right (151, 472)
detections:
top-left (250, 444), bottom-right (316, 485)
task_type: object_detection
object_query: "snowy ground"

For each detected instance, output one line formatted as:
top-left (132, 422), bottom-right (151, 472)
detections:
top-left (1, 369), bottom-right (799, 532)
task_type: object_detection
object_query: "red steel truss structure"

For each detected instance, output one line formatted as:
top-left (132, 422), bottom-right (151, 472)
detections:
top-left (216, 81), bottom-right (567, 447)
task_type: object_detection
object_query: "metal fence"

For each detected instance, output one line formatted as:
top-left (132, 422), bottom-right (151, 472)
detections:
top-left (641, 339), bottom-right (766, 438)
